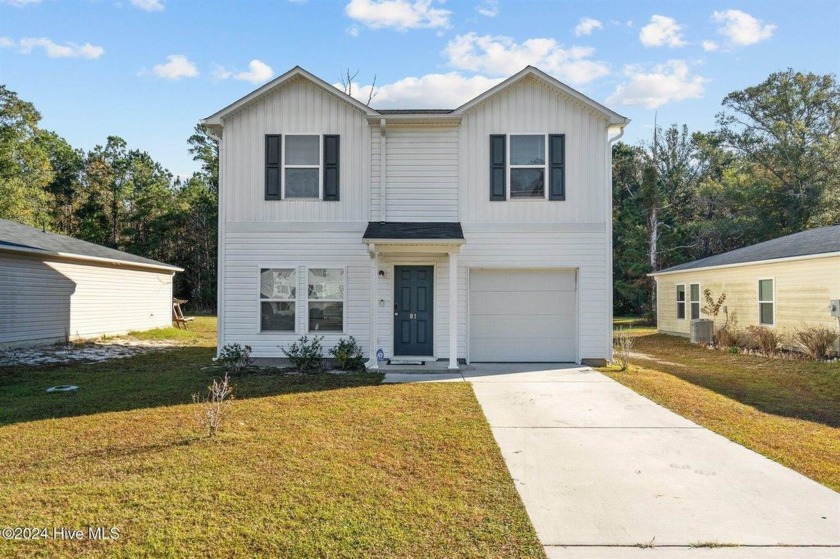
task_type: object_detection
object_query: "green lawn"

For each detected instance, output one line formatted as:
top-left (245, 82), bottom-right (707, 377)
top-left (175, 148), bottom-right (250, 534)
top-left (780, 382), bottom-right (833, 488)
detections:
top-left (0, 318), bottom-right (543, 558)
top-left (602, 331), bottom-right (840, 491)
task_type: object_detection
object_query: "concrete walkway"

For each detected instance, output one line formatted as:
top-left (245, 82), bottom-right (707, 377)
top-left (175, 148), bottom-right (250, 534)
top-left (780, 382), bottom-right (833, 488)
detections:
top-left (384, 365), bottom-right (840, 558)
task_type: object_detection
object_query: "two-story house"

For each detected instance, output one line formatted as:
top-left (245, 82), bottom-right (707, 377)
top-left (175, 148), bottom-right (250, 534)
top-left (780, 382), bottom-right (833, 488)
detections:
top-left (202, 66), bottom-right (628, 368)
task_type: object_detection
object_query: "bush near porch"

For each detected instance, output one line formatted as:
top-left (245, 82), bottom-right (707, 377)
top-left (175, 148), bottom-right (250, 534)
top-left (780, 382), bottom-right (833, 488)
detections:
top-left (0, 317), bottom-right (544, 559)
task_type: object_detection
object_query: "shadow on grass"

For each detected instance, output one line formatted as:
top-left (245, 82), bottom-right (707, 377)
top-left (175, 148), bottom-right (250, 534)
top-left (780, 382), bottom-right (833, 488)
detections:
top-left (0, 345), bottom-right (383, 427)
top-left (632, 334), bottom-right (840, 428)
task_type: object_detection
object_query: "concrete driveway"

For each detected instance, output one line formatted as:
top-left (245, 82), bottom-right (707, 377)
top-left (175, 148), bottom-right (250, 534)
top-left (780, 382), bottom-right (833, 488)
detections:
top-left (386, 365), bottom-right (840, 558)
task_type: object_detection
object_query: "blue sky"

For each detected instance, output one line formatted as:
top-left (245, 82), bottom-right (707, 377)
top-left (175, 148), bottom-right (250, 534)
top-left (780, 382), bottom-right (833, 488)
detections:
top-left (1, 0), bottom-right (838, 178)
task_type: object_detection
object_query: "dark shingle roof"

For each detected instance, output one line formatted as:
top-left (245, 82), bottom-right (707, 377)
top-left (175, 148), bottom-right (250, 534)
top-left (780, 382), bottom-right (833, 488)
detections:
top-left (363, 222), bottom-right (464, 240)
top-left (657, 225), bottom-right (840, 274)
top-left (376, 109), bottom-right (454, 115)
top-left (0, 219), bottom-right (181, 271)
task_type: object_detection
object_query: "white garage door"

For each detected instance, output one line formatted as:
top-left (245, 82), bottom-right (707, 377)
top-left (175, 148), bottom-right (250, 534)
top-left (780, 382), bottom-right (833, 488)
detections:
top-left (469, 269), bottom-right (576, 362)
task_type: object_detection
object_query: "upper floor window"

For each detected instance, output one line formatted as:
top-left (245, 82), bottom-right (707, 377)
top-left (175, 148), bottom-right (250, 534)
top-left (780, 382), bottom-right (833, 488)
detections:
top-left (265, 134), bottom-right (340, 201)
top-left (285, 135), bottom-right (320, 198)
top-left (490, 134), bottom-right (565, 201)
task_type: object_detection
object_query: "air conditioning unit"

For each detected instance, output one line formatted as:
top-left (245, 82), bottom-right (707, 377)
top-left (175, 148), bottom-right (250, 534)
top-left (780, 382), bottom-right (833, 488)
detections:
top-left (830, 300), bottom-right (840, 318)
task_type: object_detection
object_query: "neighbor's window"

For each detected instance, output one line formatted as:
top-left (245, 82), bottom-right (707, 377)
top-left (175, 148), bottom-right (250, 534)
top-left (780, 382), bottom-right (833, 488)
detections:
top-left (509, 135), bottom-right (546, 198)
top-left (676, 284), bottom-right (686, 319)
top-left (689, 283), bottom-right (700, 320)
top-left (260, 268), bottom-right (296, 331)
top-left (308, 268), bottom-right (344, 332)
top-left (285, 135), bottom-right (320, 198)
top-left (759, 279), bottom-right (774, 325)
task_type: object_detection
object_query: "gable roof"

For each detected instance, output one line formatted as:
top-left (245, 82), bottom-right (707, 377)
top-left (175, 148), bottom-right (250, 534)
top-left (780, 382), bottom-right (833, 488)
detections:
top-left (0, 219), bottom-right (182, 272)
top-left (202, 66), bottom-right (379, 131)
top-left (202, 65), bottom-right (629, 132)
top-left (652, 225), bottom-right (840, 275)
top-left (453, 66), bottom-right (629, 125)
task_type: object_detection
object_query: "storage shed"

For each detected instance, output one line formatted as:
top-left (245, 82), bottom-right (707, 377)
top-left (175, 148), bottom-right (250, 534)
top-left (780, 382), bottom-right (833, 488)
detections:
top-left (0, 219), bottom-right (182, 348)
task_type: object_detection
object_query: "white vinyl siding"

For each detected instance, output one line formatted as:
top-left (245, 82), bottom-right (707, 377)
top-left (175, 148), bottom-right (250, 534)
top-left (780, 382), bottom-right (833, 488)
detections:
top-left (385, 127), bottom-right (458, 222)
top-left (0, 253), bottom-right (173, 348)
top-left (459, 75), bottom-right (609, 222)
top-left (470, 269), bottom-right (576, 362)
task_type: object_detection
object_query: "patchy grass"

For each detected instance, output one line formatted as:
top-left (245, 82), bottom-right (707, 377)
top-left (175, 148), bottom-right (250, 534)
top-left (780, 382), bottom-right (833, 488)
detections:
top-left (601, 333), bottom-right (840, 491)
top-left (613, 316), bottom-right (657, 336)
top-left (0, 318), bottom-right (543, 558)
top-left (127, 316), bottom-right (217, 343)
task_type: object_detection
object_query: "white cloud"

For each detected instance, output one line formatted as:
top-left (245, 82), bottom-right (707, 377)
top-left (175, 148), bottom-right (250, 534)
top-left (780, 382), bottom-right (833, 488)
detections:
top-left (445, 32), bottom-right (610, 85)
top-left (345, 0), bottom-right (451, 30)
top-left (342, 72), bottom-right (503, 108)
top-left (712, 9), bottom-right (775, 46)
top-left (574, 17), bottom-right (603, 37)
top-left (476, 0), bottom-right (498, 17)
top-left (215, 59), bottom-right (273, 84)
top-left (702, 40), bottom-right (718, 52)
top-left (639, 15), bottom-right (686, 47)
top-left (151, 54), bottom-right (199, 80)
top-left (347, 25), bottom-right (360, 37)
top-left (130, 0), bottom-right (164, 10)
top-left (3, 37), bottom-right (104, 59)
top-left (607, 60), bottom-right (708, 109)
top-left (0, 0), bottom-right (41, 6)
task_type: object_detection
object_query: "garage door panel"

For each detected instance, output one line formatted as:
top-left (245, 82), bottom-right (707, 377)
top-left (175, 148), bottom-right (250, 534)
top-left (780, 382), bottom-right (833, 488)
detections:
top-left (470, 292), bottom-right (571, 316)
top-left (470, 339), bottom-right (573, 362)
top-left (470, 270), bottom-right (575, 292)
top-left (470, 269), bottom-right (576, 362)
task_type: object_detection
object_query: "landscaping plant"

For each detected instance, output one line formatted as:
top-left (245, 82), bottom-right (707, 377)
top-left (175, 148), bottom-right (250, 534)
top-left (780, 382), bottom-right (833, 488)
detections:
top-left (794, 326), bottom-right (838, 360)
top-left (613, 328), bottom-right (633, 371)
top-left (282, 335), bottom-right (325, 373)
top-left (329, 336), bottom-right (366, 371)
top-left (192, 372), bottom-right (234, 438)
top-left (744, 326), bottom-right (784, 356)
top-left (216, 343), bottom-right (252, 372)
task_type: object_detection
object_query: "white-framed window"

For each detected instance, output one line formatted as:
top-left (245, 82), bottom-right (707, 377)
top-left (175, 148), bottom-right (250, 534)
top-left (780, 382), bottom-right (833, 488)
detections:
top-left (759, 278), bottom-right (774, 326)
top-left (509, 134), bottom-right (547, 199)
top-left (307, 268), bottom-right (344, 332)
top-left (259, 268), bottom-right (296, 332)
top-left (676, 284), bottom-right (686, 319)
top-left (284, 134), bottom-right (321, 199)
top-left (689, 283), bottom-right (701, 320)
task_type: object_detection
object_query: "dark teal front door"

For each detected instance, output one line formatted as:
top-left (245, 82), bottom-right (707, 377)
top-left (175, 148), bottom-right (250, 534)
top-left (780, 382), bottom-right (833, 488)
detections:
top-left (394, 266), bottom-right (434, 356)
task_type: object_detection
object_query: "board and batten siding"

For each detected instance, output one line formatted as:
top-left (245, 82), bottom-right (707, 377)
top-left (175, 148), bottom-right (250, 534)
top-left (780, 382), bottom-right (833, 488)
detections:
top-left (0, 253), bottom-right (173, 348)
top-left (384, 127), bottom-right (458, 222)
top-left (459, 75), bottom-right (610, 223)
top-left (655, 255), bottom-right (840, 341)
top-left (220, 77), bottom-right (371, 224)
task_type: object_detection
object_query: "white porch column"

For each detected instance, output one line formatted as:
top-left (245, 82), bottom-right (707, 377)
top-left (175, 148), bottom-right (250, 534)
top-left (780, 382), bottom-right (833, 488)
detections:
top-left (366, 244), bottom-right (379, 370)
top-left (448, 250), bottom-right (458, 370)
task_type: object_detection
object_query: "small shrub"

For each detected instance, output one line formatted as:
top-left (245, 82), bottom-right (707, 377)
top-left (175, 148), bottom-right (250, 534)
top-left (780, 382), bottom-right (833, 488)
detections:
top-left (743, 326), bottom-right (783, 356)
top-left (192, 372), bottom-right (234, 437)
top-left (794, 326), bottom-right (838, 360)
top-left (329, 336), bottom-right (366, 371)
top-left (612, 328), bottom-right (633, 372)
top-left (701, 289), bottom-right (727, 319)
top-left (282, 335), bottom-right (324, 373)
top-left (714, 325), bottom-right (743, 349)
top-left (216, 343), bottom-right (252, 372)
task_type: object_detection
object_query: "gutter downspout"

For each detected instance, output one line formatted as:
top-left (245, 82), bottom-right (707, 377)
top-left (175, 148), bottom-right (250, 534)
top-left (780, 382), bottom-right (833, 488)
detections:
top-left (379, 118), bottom-right (387, 223)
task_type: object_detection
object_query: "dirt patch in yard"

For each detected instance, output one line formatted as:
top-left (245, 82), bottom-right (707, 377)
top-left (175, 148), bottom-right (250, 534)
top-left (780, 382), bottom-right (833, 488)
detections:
top-left (0, 339), bottom-right (178, 367)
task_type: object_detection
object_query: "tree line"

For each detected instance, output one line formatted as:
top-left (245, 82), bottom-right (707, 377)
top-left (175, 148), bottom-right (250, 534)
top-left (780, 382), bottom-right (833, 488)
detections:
top-left (0, 85), bottom-right (219, 310)
top-left (1, 68), bottom-right (837, 318)
top-left (613, 69), bottom-right (839, 318)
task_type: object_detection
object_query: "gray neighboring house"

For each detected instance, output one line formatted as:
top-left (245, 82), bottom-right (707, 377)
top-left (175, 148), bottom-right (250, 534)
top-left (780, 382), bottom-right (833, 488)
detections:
top-left (0, 219), bottom-right (182, 348)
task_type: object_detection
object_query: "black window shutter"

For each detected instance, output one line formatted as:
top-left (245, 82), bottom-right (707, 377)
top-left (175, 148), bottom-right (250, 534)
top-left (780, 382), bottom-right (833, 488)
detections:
top-left (265, 134), bottom-right (282, 200)
top-left (323, 135), bottom-right (340, 201)
top-left (549, 134), bottom-right (565, 201)
top-left (489, 134), bottom-right (506, 201)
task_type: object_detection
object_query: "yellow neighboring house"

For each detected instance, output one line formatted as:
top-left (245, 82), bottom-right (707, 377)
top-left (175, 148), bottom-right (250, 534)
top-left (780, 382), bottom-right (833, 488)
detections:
top-left (650, 225), bottom-right (840, 347)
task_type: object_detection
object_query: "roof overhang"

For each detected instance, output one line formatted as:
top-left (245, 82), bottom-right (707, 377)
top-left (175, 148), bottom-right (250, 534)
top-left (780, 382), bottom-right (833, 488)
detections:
top-left (0, 244), bottom-right (183, 273)
top-left (648, 251), bottom-right (840, 278)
